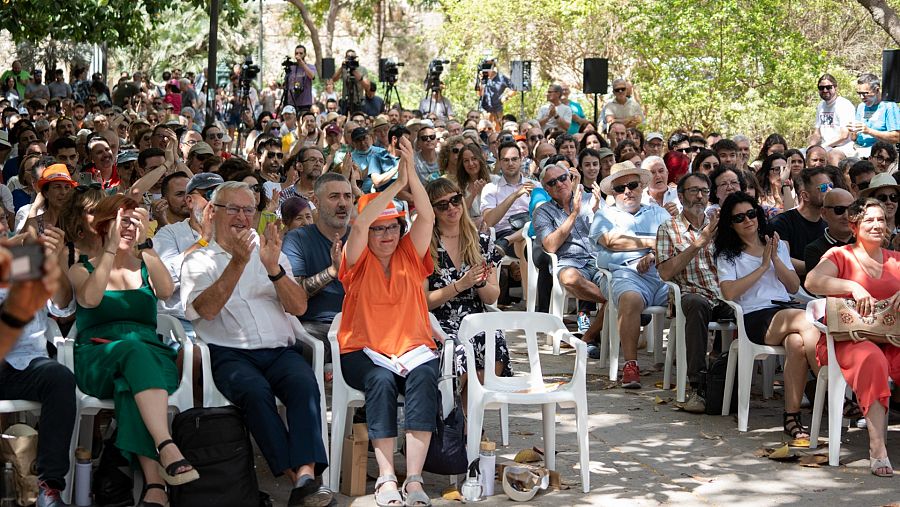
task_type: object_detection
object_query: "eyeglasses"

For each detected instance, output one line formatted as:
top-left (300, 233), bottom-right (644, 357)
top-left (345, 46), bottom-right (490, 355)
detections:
top-left (265, 150), bottom-right (284, 160)
top-left (431, 193), bottom-right (463, 211)
top-left (676, 147), bottom-right (699, 154)
top-left (870, 154), bottom-right (893, 164)
top-left (182, 139), bottom-right (199, 146)
top-left (857, 91), bottom-right (875, 98)
top-left (207, 132), bottom-right (225, 140)
top-left (683, 187), bottom-right (711, 196)
top-left (451, 147), bottom-right (462, 154)
top-left (824, 205), bottom-right (849, 215)
top-left (249, 183), bottom-right (262, 193)
top-left (75, 183), bottom-right (102, 192)
top-left (369, 223), bottom-right (401, 235)
top-left (874, 193), bottom-right (900, 203)
top-left (500, 157), bottom-right (521, 164)
top-left (214, 204), bottom-right (256, 216)
top-left (817, 182), bottom-right (834, 193)
top-left (817, 85), bottom-right (835, 91)
top-left (613, 88), bottom-right (626, 93)
top-left (418, 135), bottom-right (437, 142)
top-left (528, 135), bottom-right (544, 142)
top-left (612, 180), bottom-right (641, 194)
top-left (717, 179), bottom-right (740, 189)
top-left (543, 173), bottom-right (572, 188)
top-left (730, 208), bottom-right (759, 224)
top-left (302, 157), bottom-right (325, 165)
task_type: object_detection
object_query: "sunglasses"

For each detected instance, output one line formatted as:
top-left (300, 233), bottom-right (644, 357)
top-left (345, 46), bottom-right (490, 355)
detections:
top-left (452, 147), bottom-right (462, 154)
top-left (529, 135), bottom-right (544, 142)
top-left (249, 183), bottom-right (262, 193)
top-left (207, 132), bottom-right (225, 140)
top-left (75, 183), bottom-right (102, 192)
top-left (818, 85), bottom-right (835, 91)
top-left (856, 181), bottom-right (871, 191)
top-left (418, 135), bottom-right (437, 142)
top-left (266, 151), bottom-right (284, 160)
top-left (874, 193), bottom-right (899, 203)
top-left (544, 173), bottom-right (572, 188)
top-left (432, 193), bottom-right (463, 211)
top-left (677, 147), bottom-right (699, 154)
top-left (824, 205), bottom-right (848, 215)
top-left (817, 182), bottom-right (834, 193)
top-left (730, 208), bottom-right (759, 224)
top-left (613, 87), bottom-right (626, 93)
top-left (612, 180), bottom-right (640, 194)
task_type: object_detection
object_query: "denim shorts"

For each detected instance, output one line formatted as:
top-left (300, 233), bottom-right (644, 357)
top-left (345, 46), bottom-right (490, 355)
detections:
top-left (607, 267), bottom-right (668, 308)
top-left (556, 263), bottom-right (606, 289)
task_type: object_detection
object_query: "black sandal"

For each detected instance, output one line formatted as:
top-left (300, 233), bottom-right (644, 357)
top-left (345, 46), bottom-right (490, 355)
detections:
top-left (156, 439), bottom-right (200, 486)
top-left (783, 412), bottom-right (809, 440)
top-left (138, 483), bottom-right (168, 507)
top-left (843, 398), bottom-right (863, 420)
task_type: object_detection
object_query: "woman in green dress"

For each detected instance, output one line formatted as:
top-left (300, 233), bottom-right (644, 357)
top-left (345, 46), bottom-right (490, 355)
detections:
top-left (67, 195), bottom-right (198, 507)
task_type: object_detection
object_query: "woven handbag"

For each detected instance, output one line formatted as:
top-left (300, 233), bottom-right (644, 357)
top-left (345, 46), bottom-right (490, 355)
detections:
top-left (825, 296), bottom-right (900, 346)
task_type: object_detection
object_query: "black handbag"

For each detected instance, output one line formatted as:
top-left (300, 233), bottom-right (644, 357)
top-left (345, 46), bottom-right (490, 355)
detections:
top-left (423, 390), bottom-right (469, 475)
top-left (507, 212), bottom-right (530, 231)
top-left (92, 428), bottom-right (135, 507)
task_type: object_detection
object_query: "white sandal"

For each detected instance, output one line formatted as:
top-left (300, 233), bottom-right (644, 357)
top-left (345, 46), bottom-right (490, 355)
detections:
top-left (870, 456), bottom-right (894, 477)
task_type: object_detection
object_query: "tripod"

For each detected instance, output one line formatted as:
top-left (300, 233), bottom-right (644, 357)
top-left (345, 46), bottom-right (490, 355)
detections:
top-left (384, 79), bottom-right (403, 110)
top-left (230, 79), bottom-right (254, 155)
top-left (340, 73), bottom-right (360, 115)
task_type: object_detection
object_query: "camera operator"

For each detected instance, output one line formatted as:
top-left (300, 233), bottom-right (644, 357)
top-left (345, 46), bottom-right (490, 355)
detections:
top-left (283, 45), bottom-right (317, 113)
top-left (360, 82), bottom-right (385, 117)
top-left (419, 82), bottom-right (454, 122)
top-left (330, 49), bottom-right (372, 115)
top-left (475, 58), bottom-right (513, 127)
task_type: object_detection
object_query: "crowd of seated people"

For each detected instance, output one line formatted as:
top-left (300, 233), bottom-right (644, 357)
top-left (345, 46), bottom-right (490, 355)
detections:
top-left (1, 66), bottom-right (899, 507)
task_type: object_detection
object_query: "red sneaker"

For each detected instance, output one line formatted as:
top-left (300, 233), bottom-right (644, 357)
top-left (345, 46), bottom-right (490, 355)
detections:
top-left (621, 360), bottom-right (641, 389)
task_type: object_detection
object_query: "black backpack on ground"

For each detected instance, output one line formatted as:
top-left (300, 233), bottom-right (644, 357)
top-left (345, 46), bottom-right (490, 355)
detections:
top-left (701, 351), bottom-right (738, 416)
top-left (169, 406), bottom-right (260, 507)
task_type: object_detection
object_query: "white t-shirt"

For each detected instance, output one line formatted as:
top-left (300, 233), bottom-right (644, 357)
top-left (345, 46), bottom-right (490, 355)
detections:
top-left (604, 98), bottom-right (644, 124)
top-left (537, 103), bottom-right (573, 132)
top-left (814, 97), bottom-right (855, 148)
top-left (715, 240), bottom-right (794, 314)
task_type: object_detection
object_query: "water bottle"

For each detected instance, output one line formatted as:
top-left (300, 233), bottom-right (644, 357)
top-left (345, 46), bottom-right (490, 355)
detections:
top-left (74, 447), bottom-right (93, 506)
top-left (0, 462), bottom-right (16, 507)
top-left (478, 441), bottom-right (496, 497)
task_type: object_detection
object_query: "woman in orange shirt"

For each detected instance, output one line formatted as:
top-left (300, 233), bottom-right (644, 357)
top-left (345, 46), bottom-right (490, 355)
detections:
top-left (806, 198), bottom-right (900, 477)
top-left (338, 136), bottom-right (437, 507)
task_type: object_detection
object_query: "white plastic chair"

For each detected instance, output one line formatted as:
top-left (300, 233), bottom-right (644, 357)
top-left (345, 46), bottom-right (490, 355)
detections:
top-left (547, 252), bottom-right (578, 325)
top-left (663, 282), bottom-right (737, 402)
top-left (57, 315), bottom-right (193, 500)
top-left (327, 313), bottom-right (457, 491)
top-left (194, 319), bottom-right (330, 485)
top-left (720, 300), bottom-right (786, 431)
top-left (806, 299), bottom-right (892, 466)
top-left (458, 312), bottom-right (591, 493)
top-left (597, 266), bottom-right (668, 380)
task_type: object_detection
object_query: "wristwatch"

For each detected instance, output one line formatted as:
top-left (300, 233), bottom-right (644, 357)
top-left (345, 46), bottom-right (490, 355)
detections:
top-left (0, 304), bottom-right (33, 329)
top-left (137, 239), bottom-right (154, 251)
top-left (268, 265), bottom-right (287, 282)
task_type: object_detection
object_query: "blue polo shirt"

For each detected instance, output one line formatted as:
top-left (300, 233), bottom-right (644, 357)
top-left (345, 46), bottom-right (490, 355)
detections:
top-left (855, 100), bottom-right (900, 147)
top-left (590, 204), bottom-right (670, 269)
top-left (281, 224), bottom-right (348, 323)
top-left (351, 146), bottom-right (398, 192)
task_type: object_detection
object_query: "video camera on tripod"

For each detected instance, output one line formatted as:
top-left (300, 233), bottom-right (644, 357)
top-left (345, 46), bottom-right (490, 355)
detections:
top-left (240, 56), bottom-right (260, 89)
top-left (479, 58), bottom-right (495, 82)
top-left (379, 58), bottom-right (404, 85)
top-left (343, 54), bottom-right (360, 72)
top-left (425, 59), bottom-right (449, 93)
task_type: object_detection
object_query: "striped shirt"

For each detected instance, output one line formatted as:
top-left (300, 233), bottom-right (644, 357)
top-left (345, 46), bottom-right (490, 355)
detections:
top-left (655, 213), bottom-right (719, 301)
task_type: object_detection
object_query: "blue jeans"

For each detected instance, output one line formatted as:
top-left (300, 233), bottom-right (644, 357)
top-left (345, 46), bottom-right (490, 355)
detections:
top-left (341, 350), bottom-right (439, 440)
top-left (209, 345), bottom-right (328, 477)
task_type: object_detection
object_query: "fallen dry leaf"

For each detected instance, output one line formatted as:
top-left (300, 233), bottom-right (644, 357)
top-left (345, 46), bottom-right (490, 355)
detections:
top-left (799, 455), bottom-right (829, 467)
top-left (788, 438), bottom-right (810, 447)
top-left (514, 449), bottom-right (542, 463)
top-left (441, 485), bottom-right (462, 501)
top-left (765, 444), bottom-right (799, 462)
top-left (699, 432), bottom-right (722, 440)
top-left (654, 395), bottom-right (667, 405)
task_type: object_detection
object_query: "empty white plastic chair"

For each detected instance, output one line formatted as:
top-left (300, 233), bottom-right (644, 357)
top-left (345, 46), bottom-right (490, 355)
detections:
top-left (458, 312), bottom-right (591, 493)
top-left (720, 300), bottom-right (786, 431)
top-left (523, 222), bottom-right (539, 313)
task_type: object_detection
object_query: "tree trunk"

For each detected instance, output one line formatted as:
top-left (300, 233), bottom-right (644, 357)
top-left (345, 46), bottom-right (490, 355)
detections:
top-left (856, 0), bottom-right (900, 46)
top-left (324, 0), bottom-right (341, 58)
top-left (285, 0), bottom-right (324, 72)
top-left (375, 0), bottom-right (384, 62)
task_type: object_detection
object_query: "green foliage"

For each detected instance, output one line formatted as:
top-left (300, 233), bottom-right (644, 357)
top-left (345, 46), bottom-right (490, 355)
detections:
top-left (0, 0), bottom-right (245, 47)
top-left (621, 0), bottom-right (830, 145)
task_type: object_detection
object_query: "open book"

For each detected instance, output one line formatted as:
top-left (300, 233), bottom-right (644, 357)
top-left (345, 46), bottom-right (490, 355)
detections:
top-left (363, 345), bottom-right (437, 377)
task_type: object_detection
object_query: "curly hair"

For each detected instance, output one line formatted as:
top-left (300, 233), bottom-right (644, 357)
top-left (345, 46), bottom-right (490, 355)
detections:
top-left (714, 191), bottom-right (769, 263)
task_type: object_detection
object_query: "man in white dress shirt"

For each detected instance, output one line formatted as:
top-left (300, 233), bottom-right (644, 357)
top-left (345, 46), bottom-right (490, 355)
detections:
top-left (181, 181), bottom-right (332, 506)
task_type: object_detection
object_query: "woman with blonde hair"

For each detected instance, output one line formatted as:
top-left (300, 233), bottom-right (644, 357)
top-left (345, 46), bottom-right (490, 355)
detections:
top-left (424, 178), bottom-right (510, 400)
top-left (451, 144), bottom-right (492, 227)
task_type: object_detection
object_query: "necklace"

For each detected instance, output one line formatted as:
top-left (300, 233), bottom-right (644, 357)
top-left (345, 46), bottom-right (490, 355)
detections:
top-left (441, 234), bottom-right (459, 239)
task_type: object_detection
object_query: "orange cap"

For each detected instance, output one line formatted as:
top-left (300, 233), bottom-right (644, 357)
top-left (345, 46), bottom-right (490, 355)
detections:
top-left (357, 192), bottom-right (406, 221)
top-left (37, 164), bottom-right (77, 190)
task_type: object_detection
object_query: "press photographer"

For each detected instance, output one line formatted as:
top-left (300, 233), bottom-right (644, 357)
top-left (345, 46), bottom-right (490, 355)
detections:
top-left (283, 44), bottom-right (317, 113)
top-left (474, 57), bottom-right (513, 127)
top-left (419, 59), bottom-right (454, 121)
top-left (330, 49), bottom-right (372, 115)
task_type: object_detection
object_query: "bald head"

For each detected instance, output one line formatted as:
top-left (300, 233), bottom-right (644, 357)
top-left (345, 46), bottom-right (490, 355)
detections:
top-left (824, 187), bottom-right (853, 207)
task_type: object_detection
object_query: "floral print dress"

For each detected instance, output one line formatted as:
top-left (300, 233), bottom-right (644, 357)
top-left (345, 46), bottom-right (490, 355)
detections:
top-left (428, 232), bottom-right (512, 378)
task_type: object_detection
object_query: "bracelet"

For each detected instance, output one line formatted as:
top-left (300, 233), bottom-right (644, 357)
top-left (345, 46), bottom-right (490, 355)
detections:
top-left (268, 265), bottom-right (287, 282)
top-left (0, 303), bottom-right (33, 329)
top-left (453, 282), bottom-right (461, 294)
top-left (104, 249), bottom-right (117, 255)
